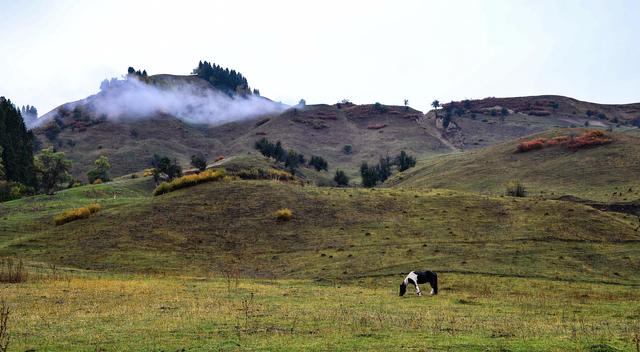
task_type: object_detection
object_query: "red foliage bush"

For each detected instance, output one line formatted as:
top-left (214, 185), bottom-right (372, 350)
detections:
top-left (516, 130), bottom-right (612, 153)
top-left (517, 138), bottom-right (546, 152)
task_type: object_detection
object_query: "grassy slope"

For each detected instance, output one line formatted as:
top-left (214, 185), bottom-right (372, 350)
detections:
top-left (1, 177), bottom-right (638, 285)
top-left (388, 129), bottom-right (640, 202)
top-left (2, 177), bottom-right (640, 350)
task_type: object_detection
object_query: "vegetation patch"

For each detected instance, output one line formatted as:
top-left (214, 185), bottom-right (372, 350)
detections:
top-left (517, 130), bottom-right (612, 153)
top-left (54, 203), bottom-right (101, 226)
top-left (153, 169), bottom-right (226, 196)
top-left (233, 167), bottom-right (294, 181)
top-left (274, 208), bottom-right (293, 221)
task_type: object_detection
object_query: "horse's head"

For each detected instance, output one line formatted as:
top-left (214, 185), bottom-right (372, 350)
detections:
top-left (399, 282), bottom-right (407, 296)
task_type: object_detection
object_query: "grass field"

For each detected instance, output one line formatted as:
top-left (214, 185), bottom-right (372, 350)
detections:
top-left (3, 272), bottom-right (639, 351)
top-left (1, 171), bottom-right (639, 350)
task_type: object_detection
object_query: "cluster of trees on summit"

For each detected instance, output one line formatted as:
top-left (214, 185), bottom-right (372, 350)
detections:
top-left (193, 61), bottom-right (258, 96)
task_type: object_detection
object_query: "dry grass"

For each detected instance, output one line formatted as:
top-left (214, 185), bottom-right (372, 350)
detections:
top-left (274, 208), bottom-right (293, 221)
top-left (153, 169), bottom-right (226, 196)
top-left (0, 258), bottom-right (27, 284)
top-left (53, 204), bottom-right (101, 226)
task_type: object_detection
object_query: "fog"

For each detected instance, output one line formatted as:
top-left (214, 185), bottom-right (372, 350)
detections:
top-left (37, 76), bottom-right (289, 128)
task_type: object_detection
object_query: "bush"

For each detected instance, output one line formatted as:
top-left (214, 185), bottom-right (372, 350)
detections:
top-left (274, 208), bottom-right (293, 221)
top-left (0, 257), bottom-right (27, 283)
top-left (505, 181), bottom-right (526, 197)
top-left (0, 181), bottom-right (33, 202)
top-left (342, 145), bottom-right (353, 154)
top-left (54, 206), bottom-right (98, 226)
top-left (334, 170), bottom-right (349, 186)
top-left (92, 178), bottom-right (103, 184)
top-left (309, 155), bottom-right (328, 171)
top-left (516, 138), bottom-right (546, 152)
top-left (153, 169), bottom-right (226, 196)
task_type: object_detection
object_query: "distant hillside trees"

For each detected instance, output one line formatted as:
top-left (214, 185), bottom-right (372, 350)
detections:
top-left (309, 156), bottom-right (328, 171)
top-left (255, 138), bottom-right (329, 174)
top-left (192, 61), bottom-right (251, 95)
top-left (334, 170), bottom-right (349, 186)
top-left (87, 155), bottom-right (111, 184)
top-left (360, 162), bottom-right (379, 188)
top-left (20, 105), bottom-right (38, 126)
top-left (0, 97), bottom-right (37, 188)
top-left (35, 147), bottom-right (72, 195)
top-left (360, 150), bottom-right (417, 187)
top-left (151, 154), bottom-right (182, 184)
top-left (396, 151), bottom-right (416, 171)
top-left (191, 153), bottom-right (207, 171)
top-left (431, 100), bottom-right (440, 117)
top-left (0, 146), bottom-right (4, 180)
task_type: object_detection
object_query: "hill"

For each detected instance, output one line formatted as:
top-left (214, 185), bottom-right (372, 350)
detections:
top-left (425, 95), bottom-right (640, 149)
top-left (33, 89), bottom-right (452, 181)
top-left (387, 128), bottom-right (640, 202)
top-left (1, 175), bottom-right (638, 284)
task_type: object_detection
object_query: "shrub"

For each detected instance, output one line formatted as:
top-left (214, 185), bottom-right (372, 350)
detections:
top-left (0, 257), bottom-right (27, 283)
top-left (0, 181), bottom-right (33, 202)
top-left (309, 155), bottom-right (328, 171)
top-left (566, 130), bottom-right (612, 150)
top-left (342, 145), bottom-right (353, 154)
top-left (92, 178), bottom-right (103, 184)
top-left (153, 169), bottom-right (226, 196)
top-left (516, 138), bottom-right (546, 152)
top-left (334, 170), bottom-right (349, 186)
top-left (54, 206), bottom-right (93, 226)
top-left (87, 203), bottom-right (101, 214)
top-left (191, 153), bottom-right (208, 171)
top-left (274, 208), bottom-right (293, 221)
top-left (505, 180), bottom-right (526, 197)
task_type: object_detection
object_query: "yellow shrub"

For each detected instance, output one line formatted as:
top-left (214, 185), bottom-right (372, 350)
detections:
top-left (54, 207), bottom-right (90, 226)
top-left (153, 169), bottom-right (226, 196)
top-left (87, 203), bottom-right (101, 214)
top-left (267, 168), bottom-right (294, 181)
top-left (274, 208), bottom-right (293, 221)
top-left (143, 168), bottom-right (155, 177)
top-left (93, 179), bottom-right (103, 184)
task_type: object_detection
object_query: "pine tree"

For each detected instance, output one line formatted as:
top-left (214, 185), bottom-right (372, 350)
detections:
top-left (0, 97), bottom-right (37, 187)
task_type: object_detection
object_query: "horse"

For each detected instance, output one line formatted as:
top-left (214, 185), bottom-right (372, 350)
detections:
top-left (399, 271), bottom-right (438, 296)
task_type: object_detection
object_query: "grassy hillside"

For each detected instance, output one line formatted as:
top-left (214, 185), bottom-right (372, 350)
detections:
top-left (1, 176), bottom-right (638, 284)
top-left (388, 129), bottom-right (640, 202)
top-left (2, 176), bottom-right (639, 350)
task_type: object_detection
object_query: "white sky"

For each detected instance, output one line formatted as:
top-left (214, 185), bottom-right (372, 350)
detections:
top-left (1, 0), bottom-right (639, 115)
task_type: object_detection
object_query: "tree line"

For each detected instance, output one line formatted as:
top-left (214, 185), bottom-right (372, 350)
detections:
top-left (192, 61), bottom-right (255, 96)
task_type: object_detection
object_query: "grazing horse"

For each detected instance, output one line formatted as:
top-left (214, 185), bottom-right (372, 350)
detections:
top-left (399, 271), bottom-right (438, 296)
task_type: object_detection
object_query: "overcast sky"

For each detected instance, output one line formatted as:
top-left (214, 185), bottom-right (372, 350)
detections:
top-left (1, 0), bottom-right (639, 115)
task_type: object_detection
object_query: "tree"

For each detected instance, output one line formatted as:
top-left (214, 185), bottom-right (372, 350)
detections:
top-left (298, 99), bottom-right (306, 107)
top-left (342, 145), bottom-right (353, 154)
top-left (0, 97), bottom-right (37, 188)
top-left (376, 156), bottom-right (392, 182)
top-left (100, 79), bottom-right (110, 91)
top-left (190, 153), bottom-right (207, 171)
top-left (360, 162), bottom-right (379, 188)
top-left (253, 88), bottom-right (261, 96)
top-left (0, 146), bottom-right (4, 180)
top-left (431, 100), bottom-right (440, 117)
top-left (87, 155), bottom-right (111, 184)
top-left (334, 170), bottom-right (349, 186)
top-left (150, 154), bottom-right (182, 184)
top-left (309, 155), bottom-right (328, 171)
top-left (284, 150), bottom-right (303, 171)
top-left (35, 147), bottom-right (72, 195)
top-left (192, 60), bottom-right (251, 95)
top-left (396, 150), bottom-right (417, 171)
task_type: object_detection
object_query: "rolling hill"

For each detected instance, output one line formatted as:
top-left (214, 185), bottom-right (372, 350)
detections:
top-left (387, 128), bottom-right (640, 202)
top-left (1, 175), bottom-right (638, 285)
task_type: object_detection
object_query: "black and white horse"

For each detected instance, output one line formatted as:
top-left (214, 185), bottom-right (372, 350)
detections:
top-left (399, 271), bottom-right (438, 296)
